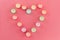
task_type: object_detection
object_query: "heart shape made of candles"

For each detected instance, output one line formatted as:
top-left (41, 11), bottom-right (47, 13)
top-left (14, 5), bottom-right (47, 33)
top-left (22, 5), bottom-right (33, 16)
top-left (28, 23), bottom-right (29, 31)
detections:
top-left (10, 3), bottom-right (47, 38)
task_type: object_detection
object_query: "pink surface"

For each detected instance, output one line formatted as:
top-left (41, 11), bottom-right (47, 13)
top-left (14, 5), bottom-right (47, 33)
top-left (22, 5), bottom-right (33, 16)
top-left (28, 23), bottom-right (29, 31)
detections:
top-left (0, 0), bottom-right (60, 40)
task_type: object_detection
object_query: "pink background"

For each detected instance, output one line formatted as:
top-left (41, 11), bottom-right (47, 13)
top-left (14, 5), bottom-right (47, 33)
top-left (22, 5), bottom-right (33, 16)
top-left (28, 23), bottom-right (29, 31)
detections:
top-left (0, 0), bottom-right (60, 40)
